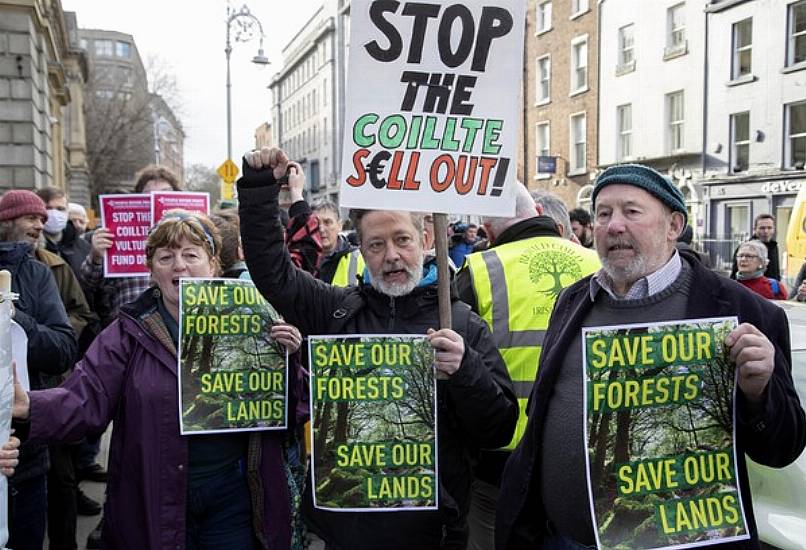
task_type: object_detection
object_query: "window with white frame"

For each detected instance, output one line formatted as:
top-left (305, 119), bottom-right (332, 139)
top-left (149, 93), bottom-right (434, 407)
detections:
top-left (667, 4), bottom-right (686, 52)
top-left (570, 113), bottom-right (587, 174)
top-left (617, 104), bottom-right (632, 161)
top-left (116, 41), bottom-right (131, 58)
top-left (618, 24), bottom-right (635, 68)
top-left (730, 112), bottom-right (750, 172)
top-left (786, 100), bottom-right (806, 169)
top-left (570, 36), bottom-right (588, 94)
top-left (788, 1), bottom-right (806, 66)
top-left (536, 55), bottom-right (550, 104)
top-left (666, 91), bottom-right (685, 152)
top-left (732, 18), bottom-right (752, 79)
top-left (94, 40), bottom-right (113, 57)
top-left (571, 0), bottom-right (588, 18)
top-left (536, 1), bottom-right (552, 33)
top-left (536, 122), bottom-right (550, 178)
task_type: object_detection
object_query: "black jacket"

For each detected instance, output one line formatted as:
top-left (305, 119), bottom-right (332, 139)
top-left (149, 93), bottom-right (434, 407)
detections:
top-left (495, 251), bottom-right (805, 550)
top-left (730, 237), bottom-right (780, 281)
top-left (0, 242), bottom-right (77, 484)
top-left (238, 169), bottom-right (517, 550)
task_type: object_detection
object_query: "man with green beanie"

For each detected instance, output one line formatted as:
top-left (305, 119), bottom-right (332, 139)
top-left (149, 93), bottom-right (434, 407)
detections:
top-left (495, 164), bottom-right (805, 550)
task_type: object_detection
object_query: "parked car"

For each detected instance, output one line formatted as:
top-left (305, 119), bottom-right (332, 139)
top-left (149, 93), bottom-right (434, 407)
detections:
top-left (747, 301), bottom-right (806, 549)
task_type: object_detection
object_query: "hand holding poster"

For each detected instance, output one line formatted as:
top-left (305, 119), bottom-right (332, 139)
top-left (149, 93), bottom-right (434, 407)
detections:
top-left (309, 335), bottom-right (437, 511)
top-left (178, 278), bottom-right (288, 434)
top-left (339, 0), bottom-right (526, 216)
top-left (583, 317), bottom-right (749, 549)
top-left (99, 194), bottom-right (151, 277)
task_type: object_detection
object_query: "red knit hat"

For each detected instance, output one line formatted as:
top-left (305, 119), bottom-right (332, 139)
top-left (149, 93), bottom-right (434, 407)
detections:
top-left (0, 190), bottom-right (48, 222)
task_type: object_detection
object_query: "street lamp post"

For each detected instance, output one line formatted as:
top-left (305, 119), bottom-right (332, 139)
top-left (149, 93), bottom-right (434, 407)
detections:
top-left (225, 4), bottom-right (270, 161)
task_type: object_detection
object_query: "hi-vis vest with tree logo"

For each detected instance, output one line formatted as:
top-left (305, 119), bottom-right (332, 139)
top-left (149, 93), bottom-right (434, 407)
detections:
top-left (466, 236), bottom-right (600, 450)
top-left (332, 249), bottom-right (365, 287)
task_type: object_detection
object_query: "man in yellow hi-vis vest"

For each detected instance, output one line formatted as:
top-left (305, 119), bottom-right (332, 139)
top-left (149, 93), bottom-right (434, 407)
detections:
top-left (456, 184), bottom-right (600, 550)
top-left (312, 199), bottom-right (365, 287)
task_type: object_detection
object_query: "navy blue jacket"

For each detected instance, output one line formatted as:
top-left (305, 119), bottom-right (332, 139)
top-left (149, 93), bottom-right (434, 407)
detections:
top-left (1, 242), bottom-right (76, 483)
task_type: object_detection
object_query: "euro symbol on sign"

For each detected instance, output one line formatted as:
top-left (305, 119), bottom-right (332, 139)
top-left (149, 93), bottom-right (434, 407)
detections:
top-left (368, 151), bottom-right (391, 189)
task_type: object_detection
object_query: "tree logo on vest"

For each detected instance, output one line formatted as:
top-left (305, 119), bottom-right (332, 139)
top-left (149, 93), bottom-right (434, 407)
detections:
top-left (519, 242), bottom-right (583, 299)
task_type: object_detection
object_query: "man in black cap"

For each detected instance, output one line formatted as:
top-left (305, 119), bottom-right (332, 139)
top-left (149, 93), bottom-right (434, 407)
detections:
top-left (495, 163), bottom-right (805, 550)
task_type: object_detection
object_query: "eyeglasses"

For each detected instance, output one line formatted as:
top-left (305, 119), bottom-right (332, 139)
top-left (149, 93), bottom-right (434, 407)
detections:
top-left (736, 254), bottom-right (760, 260)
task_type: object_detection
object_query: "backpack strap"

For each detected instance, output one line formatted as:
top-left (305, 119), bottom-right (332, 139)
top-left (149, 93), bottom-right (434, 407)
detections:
top-left (769, 278), bottom-right (780, 296)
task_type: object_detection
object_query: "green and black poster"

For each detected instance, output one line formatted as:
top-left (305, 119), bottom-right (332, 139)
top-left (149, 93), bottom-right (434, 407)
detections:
top-left (584, 317), bottom-right (749, 549)
top-left (309, 335), bottom-right (438, 511)
top-left (178, 278), bottom-right (287, 434)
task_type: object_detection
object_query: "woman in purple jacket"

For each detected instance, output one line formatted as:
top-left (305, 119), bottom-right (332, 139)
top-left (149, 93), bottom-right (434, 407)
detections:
top-left (11, 210), bottom-right (308, 550)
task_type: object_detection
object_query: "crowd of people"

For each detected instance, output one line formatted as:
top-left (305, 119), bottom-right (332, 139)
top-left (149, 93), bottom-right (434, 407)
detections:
top-left (0, 150), bottom-right (802, 550)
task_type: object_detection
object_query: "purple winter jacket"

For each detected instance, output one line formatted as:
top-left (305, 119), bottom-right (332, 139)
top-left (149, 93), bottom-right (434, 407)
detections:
top-left (27, 287), bottom-right (308, 550)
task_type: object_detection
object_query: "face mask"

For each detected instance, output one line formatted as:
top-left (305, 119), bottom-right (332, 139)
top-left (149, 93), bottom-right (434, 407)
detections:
top-left (43, 209), bottom-right (69, 234)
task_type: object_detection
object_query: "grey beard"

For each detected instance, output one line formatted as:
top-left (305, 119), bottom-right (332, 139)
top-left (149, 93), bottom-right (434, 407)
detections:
top-left (370, 258), bottom-right (424, 297)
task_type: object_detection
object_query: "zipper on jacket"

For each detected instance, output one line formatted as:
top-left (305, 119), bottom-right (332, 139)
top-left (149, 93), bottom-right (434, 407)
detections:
top-left (387, 295), bottom-right (396, 331)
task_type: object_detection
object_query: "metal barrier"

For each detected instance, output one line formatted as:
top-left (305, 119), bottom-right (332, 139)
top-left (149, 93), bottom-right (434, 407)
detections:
top-left (695, 238), bottom-right (744, 275)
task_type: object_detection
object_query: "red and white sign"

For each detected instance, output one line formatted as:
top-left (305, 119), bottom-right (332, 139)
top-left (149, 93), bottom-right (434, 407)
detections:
top-left (151, 192), bottom-right (210, 223)
top-left (99, 194), bottom-right (151, 278)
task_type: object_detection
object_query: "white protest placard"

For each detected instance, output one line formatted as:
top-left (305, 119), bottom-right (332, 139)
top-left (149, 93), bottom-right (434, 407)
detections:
top-left (339, 0), bottom-right (526, 217)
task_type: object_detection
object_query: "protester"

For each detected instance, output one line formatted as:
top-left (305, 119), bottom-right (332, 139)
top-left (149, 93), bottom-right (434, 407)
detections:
top-left (35, 187), bottom-right (92, 280)
top-left (791, 260), bottom-right (806, 302)
top-left (530, 190), bottom-right (573, 240)
top-left (569, 207), bottom-right (594, 248)
top-left (0, 190), bottom-right (77, 550)
top-left (312, 199), bottom-right (363, 286)
top-left (456, 185), bottom-right (599, 550)
top-left (68, 203), bottom-right (89, 235)
top-left (0, 189), bottom-right (101, 546)
top-left (731, 213), bottom-right (780, 281)
top-left (80, 164), bottom-right (182, 326)
top-left (735, 240), bottom-right (788, 300)
top-left (11, 210), bottom-right (309, 549)
top-left (495, 164), bottom-right (806, 549)
top-left (238, 147), bottom-right (517, 549)
top-left (449, 223), bottom-right (479, 268)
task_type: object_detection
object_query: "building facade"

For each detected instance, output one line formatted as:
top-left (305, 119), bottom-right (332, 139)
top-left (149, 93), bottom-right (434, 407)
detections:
top-left (0, 0), bottom-right (88, 198)
top-left (150, 92), bottom-right (184, 181)
top-left (79, 28), bottom-right (152, 193)
top-left (254, 121), bottom-right (272, 149)
top-left (700, 0), bottom-right (806, 273)
top-left (521, 0), bottom-right (599, 208)
top-left (268, 1), bottom-right (339, 204)
top-left (598, 0), bottom-right (706, 227)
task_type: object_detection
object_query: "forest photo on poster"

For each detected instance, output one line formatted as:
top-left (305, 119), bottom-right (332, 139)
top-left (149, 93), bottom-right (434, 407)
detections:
top-left (179, 278), bottom-right (287, 434)
top-left (584, 317), bottom-right (748, 550)
top-left (310, 335), bottom-right (437, 511)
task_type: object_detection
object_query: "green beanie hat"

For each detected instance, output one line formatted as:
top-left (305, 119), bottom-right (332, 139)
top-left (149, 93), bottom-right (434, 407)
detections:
top-left (592, 164), bottom-right (688, 225)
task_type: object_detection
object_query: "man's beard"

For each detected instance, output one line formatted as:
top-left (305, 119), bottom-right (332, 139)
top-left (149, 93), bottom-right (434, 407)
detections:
top-left (598, 229), bottom-right (669, 288)
top-left (369, 252), bottom-right (424, 297)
